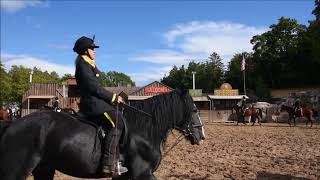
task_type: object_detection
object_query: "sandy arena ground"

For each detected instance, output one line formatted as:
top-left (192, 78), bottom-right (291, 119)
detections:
top-left (29, 120), bottom-right (320, 180)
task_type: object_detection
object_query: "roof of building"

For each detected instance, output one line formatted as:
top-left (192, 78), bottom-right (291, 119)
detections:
top-left (220, 83), bottom-right (233, 90)
top-left (104, 86), bottom-right (141, 95)
top-left (66, 78), bottom-right (77, 85)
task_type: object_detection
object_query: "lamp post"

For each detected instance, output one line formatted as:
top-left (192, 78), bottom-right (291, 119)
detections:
top-left (27, 70), bottom-right (33, 115)
top-left (192, 71), bottom-right (196, 90)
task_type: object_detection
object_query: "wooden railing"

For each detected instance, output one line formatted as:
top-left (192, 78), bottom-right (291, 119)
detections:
top-left (61, 97), bottom-right (80, 111)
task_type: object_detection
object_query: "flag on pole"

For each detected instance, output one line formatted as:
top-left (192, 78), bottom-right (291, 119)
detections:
top-left (241, 56), bottom-right (245, 71)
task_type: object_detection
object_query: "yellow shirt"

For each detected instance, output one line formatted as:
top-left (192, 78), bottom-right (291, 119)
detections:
top-left (81, 55), bottom-right (95, 68)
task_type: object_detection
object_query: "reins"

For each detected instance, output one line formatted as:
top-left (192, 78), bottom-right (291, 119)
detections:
top-left (162, 133), bottom-right (185, 158)
top-left (122, 102), bottom-right (153, 118)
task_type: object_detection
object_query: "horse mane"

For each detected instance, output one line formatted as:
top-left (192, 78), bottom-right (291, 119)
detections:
top-left (124, 90), bottom-right (192, 145)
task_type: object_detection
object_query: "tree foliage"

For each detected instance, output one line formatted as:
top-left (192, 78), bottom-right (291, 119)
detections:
top-left (0, 64), bottom-right (135, 107)
top-left (161, 52), bottom-right (224, 93)
top-left (0, 63), bottom-right (12, 106)
top-left (102, 71), bottom-right (135, 87)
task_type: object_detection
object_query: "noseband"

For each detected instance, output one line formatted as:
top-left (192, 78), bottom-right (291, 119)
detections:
top-left (162, 112), bottom-right (203, 158)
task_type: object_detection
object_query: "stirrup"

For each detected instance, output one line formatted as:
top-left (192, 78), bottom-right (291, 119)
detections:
top-left (117, 161), bottom-right (128, 175)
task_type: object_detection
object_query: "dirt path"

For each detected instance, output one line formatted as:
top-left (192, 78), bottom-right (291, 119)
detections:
top-left (29, 122), bottom-right (320, 180)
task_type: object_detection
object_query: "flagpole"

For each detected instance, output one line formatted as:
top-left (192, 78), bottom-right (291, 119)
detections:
top-left (242, 54), bottom-right (246, 96)
top-left (243, 66), bottom-right (246, 96)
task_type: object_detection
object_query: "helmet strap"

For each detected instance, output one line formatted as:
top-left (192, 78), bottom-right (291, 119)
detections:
top-left (86, 49), bottom-right (94, 60)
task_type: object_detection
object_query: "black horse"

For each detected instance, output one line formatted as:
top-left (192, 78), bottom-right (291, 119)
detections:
top-left (232, 105), bottom-right (246, 125)
top-left (0, 90), bottom-right (205, 180)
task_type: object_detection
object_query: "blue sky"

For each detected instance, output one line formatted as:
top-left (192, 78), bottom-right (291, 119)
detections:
top-left (1, 0), bottom-right (315, 86)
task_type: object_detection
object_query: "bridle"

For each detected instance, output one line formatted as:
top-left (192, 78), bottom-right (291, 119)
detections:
top-left (162, 109), bottom-right (203, 158)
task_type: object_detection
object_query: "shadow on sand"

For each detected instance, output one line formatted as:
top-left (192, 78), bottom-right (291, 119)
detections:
top-left (165, 174), bottom-right (209, 180)
top-left (256, 171), bottom-right (312, 180)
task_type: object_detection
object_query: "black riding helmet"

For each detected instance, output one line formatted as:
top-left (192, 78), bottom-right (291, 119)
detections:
top-left (73, 36), bottom-right (99, 55)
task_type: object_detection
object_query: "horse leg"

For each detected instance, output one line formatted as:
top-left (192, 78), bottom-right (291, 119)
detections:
top-left (135, 171), bottom-right (157, 180)
top-left (251, 117), bottom-right (255, 126)
top-left (288, 117), bottom-right (291, 126)
top-left (0, 152), bottom-right (40, 180)
top-left (308, 115), bottom-right (313, 127)
top-left (32, 164), bottom-right (55, 180)
top-left (112, 172), bottom-right (130, 180)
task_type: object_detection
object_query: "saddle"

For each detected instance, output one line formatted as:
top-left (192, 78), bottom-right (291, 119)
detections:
top-left (58, 108), bottom-right (128, 145)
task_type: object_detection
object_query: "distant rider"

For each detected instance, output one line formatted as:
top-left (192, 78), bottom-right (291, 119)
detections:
top-left (293, 99), bottom-right (301, 117)
top-left (237, 96), bottom-right (247, 114)
top-left (53, 97), bottom-right (60, 112)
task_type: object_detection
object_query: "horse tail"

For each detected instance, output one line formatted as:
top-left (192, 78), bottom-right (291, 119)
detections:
top-left (0, 120), bottom-right (12, 139)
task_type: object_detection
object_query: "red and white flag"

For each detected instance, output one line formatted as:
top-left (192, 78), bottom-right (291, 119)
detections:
top-left (241, 56), bottom-right (245, 71)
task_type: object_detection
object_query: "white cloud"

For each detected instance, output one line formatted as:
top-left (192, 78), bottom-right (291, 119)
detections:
top-left (1, 0), bottom-right (47, 13)
top-left (1, 52), bottom-right (74, 77)
top-left (130, 21), bottom-right (267, 85)
top-left (131, 50), bottom-right (200, 66)
top-left (133, 21), bottom-right (267, 65)
top-left (129, 66), bottom-right (173, 86)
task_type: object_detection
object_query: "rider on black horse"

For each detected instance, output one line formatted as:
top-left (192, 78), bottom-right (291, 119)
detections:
top-left (293, 99), bottom-right (301, 117)
top-left (237, 96), bottom-right (247, 114)
top-left (73, 36), bottom-right (128, 175)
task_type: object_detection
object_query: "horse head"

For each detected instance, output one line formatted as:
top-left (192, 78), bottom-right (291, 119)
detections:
top-left (174, 90), bottom-right (205, 145)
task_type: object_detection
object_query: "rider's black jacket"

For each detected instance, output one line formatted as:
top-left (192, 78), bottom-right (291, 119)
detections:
top-left (75, 55), bottom-right (117, 116)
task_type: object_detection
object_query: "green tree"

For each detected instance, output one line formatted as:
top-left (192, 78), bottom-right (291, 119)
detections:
top-left (104, 71), bottom-right (135, 87)
top-left (250, 17), bottom-right (306, 88)
top-left (312, 0), bottom-right (320, 21)
top-left (162, 52), bottom-right (225, 93)
top-left (8, 65), bottom-right (31, 104)
top-left (0, 63), bottom-right (12, 106)
top-left (60, 73), bottom-right (73, 82)
top-left (32, 67), bottom-right (60, 83)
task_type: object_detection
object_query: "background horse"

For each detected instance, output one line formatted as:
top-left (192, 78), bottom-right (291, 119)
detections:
top-left (0, 109), bottom-right (8, 121)
top-left (280, 104), bottom-right (314, 127)
top-left (0, 90), bottom-right (205, 180)
top-left (233, 105), bottom-right (246, 125)
top-left (244, 106), bottom-right (263, 126)
top-left (233, 105), bottom-right (262, 125)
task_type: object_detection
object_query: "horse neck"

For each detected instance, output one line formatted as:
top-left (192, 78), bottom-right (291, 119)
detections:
top-left (127, 92), bottom-right (181, 145)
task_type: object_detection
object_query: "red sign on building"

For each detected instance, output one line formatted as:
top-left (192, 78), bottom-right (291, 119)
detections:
top-left (144, 86), bottom-right (168, 94)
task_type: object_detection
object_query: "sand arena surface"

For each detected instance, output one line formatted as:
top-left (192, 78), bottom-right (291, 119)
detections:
top-left (29, 122), bottom-right (320, 180)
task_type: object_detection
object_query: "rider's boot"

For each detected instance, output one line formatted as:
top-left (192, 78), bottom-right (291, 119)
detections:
top-left (101, 128), bottom-right (128, 175)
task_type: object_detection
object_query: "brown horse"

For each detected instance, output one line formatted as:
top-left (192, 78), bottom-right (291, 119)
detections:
top-left (233, 105), bottom-right (262, 125)
top-left (280, 105), bottom-right (314, 127)
top-left (243, 106), bottom-right (263, 126)
top-left (0, 109), bottom-right (8, 121)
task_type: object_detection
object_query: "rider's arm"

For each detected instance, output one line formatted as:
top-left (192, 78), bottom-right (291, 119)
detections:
top-left (77, 61), bottom-right (117, 104)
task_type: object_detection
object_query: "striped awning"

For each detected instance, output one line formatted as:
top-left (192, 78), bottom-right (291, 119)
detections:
top-left (192, 96), bottom-right (210, 101)
top-left (208, 95), bottom-right (249, 100)
top-left (27, 95), bottom-right (55, 99)
top-left (128, 96), bottom-right (153, 100)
